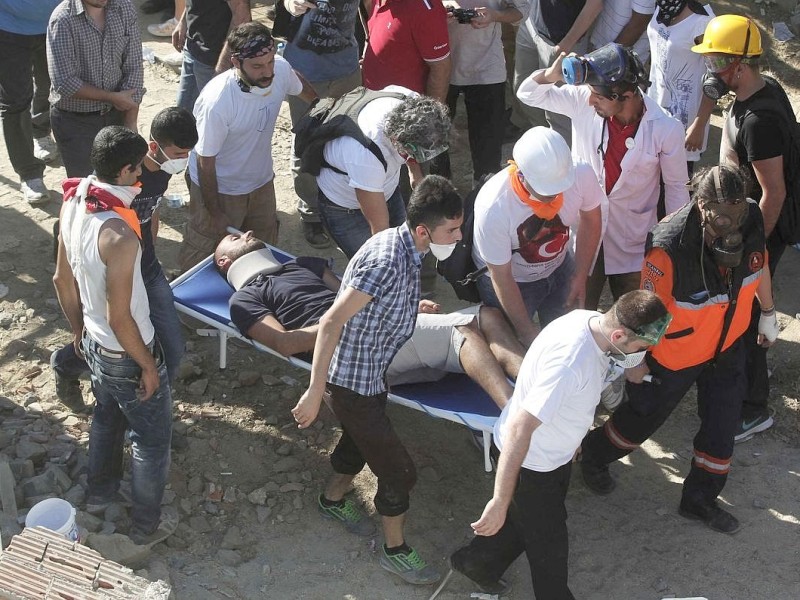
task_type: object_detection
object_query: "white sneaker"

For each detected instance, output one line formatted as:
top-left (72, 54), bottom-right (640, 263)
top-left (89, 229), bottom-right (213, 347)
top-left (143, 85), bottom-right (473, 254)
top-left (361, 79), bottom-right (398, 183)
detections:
top-left (21, 178), bottom-right (51, 206)
top-left (33, 136), bottom-right (58, 163)
top-left (147, 17), bottom-right (178, 37)
top-left (160, 51), bottom-right (183, 67)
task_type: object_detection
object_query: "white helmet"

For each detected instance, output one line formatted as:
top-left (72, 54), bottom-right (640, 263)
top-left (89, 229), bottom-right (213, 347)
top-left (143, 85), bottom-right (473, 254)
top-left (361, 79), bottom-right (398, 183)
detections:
top-left (512, 127), bottom-right (575, 196)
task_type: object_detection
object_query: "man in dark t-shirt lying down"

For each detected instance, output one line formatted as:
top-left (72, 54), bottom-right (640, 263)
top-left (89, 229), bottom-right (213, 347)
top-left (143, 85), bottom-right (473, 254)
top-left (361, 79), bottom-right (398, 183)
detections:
top-left (215, 231), bottom-right (526, 409)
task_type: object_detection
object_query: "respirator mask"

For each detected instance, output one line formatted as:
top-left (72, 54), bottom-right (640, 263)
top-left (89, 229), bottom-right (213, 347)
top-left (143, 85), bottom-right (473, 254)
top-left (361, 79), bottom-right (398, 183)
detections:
top-left (700, 167), bottom-right (748, 268)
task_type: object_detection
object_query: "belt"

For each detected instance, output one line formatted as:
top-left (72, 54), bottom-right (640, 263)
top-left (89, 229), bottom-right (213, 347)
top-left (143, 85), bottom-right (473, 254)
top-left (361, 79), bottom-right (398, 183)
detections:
top-left (55, 107), bottom-right (112, 117)
top-left (85, 335), bottom-right (156, 359)
top-left (319, 195), bottom-right (361, 215)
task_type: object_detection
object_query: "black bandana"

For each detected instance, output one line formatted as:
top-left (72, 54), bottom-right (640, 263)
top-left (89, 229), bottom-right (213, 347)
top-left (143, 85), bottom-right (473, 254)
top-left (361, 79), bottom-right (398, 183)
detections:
top-left (233, 34), bottom-right (275, 60)
top-left (656, 0), bottom-right (706, 25)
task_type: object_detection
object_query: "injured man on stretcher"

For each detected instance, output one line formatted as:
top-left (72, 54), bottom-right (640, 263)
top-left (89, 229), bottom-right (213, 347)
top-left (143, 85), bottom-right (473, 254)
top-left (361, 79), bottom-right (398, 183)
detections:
top-left (215, 231), bottom-right (527, 409)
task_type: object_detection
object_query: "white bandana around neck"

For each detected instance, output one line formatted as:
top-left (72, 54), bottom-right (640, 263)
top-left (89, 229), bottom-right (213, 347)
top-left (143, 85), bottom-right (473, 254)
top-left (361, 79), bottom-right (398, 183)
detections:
top-left (226, 247), bottom-right (284, 290)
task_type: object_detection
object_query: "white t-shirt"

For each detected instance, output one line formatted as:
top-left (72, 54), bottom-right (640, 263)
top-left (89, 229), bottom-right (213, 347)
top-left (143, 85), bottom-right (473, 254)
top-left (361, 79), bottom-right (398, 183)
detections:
top-left (317, 86), bottom-right (416, 209)
top-left (494, 309), bottom-right (608, 472)
top-left (590, 0), bottom-right (655, 61)
top-left (646, 7), bottom-right (714, 162)
top-left (447, 0), bottom-right (528, 86)
top-left (189, 58), bottom-right (303, 195)
top-left (472, 163), bottom-right (602, 282)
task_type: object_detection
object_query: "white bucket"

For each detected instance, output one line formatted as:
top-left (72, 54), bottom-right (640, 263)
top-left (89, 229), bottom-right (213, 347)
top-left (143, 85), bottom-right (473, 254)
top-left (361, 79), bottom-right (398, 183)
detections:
top-left (25, 498), bottom-right (79, 542)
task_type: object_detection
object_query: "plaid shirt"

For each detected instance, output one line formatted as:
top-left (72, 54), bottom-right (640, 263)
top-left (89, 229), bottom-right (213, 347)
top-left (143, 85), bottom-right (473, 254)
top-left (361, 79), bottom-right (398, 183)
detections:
top-left (328, 223), bottom-right (422, 396)
top-left (46, 0), bottom-right (143, 112)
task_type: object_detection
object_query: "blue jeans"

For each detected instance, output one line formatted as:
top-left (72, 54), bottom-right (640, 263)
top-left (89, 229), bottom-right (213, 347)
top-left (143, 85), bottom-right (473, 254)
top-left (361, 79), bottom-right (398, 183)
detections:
top-left (477, 252), bottom-right (575, 327)
top-left (83, 335), bottom-right (172, 534)
top-left (317, 187), bottom-right (406, 258)
top-left (176, 48), bottom-right (216, 112)
top-left (52, 269), bottom-right (184, 384)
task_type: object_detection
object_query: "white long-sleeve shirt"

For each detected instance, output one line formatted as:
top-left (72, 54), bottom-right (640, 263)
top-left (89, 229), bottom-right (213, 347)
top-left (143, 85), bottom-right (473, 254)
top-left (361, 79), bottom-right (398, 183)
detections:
top-left (518, 71), bottom-right (689, 275)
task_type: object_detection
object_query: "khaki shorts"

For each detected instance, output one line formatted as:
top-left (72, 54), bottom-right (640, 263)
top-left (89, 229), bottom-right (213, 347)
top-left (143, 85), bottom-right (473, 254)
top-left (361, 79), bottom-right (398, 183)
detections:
top-left (386, 306), bottom-right (480, 386)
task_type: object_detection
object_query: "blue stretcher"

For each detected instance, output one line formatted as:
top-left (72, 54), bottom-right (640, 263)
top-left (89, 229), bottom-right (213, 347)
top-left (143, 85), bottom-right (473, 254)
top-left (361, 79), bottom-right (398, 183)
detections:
top-left (170, 246), bottom-right (500, 471)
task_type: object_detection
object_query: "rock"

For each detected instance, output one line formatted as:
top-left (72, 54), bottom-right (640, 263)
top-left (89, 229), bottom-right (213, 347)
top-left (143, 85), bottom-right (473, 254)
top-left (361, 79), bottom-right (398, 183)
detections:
top-left (76, 511), bottom-right (104, 533)
top-left (0, 396), bottom-right (17, 411)
top-left (651, 577), bottom-right (669, 593)
top-left (292, 495), bottom-right (303, 510)
top-left (0, 513), bottom-right (22, 548)
top-left (100, 521), bottom-right (117, 535)
top-left (0, 313), bottom-right (13, 329)
top-left (261, 375), bottom-right (281, 387)
top-left (21, 470), bottom-right (60, 498)
top-left (64, 485), bottom-right (86, 507)
top-left (205, 482), bottom-right (224, 502)
top-left (237, 371), bottom-right (261, 387)
top-left (16, 439), bottom-right (47, 464)
top-left (221, 525), bottom-right (244, 550)
top-left (8, 459), bottom-right (34, 480)
top-left (161, 490), bottom-right (177, 505)
top-left (419, 466), bottom-right (442, 482)
top-left (217, 549), bottom-right (243, 566)
top-left (177, 360), bottom-right (195, 382)
top-left (187, 476), bottom-right (203, 495)
top-left (753, 498), bottom-right (768, 509)
top-left (104, 503), bottom-right (128, 523)
top-left (22, 393), bottom-right (41, 407)
top-left (263, 482), bottom-right (280, 493)
top-left (0, 461), bottom-right (18, 518)
top-left (256, 506), bottom-right (272, 524)
top-left (188, 515), bottom-right (212, 533)
top-left (279, 483), bottom-right (303, 493)
top-left (276, 443), bottom-right (293, 457)
top-left (187, 378), bottom-right (209, 396)
top-left (247, 487), bottom-right (268, 506)
top-left (273, 457), bottom-right (302, 473)
top-left (264, 414), bottom-right (279, 426)
top-left (86, 533), bottom-right (151, 568)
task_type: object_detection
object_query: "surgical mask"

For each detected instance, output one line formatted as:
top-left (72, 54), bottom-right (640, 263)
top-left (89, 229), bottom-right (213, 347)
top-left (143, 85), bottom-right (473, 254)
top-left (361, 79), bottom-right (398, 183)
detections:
top-left (152, 142), bottom-right (188, 175)
top-left (428, 241), bottom-right (457, 261)
top-left (606, 348), bottom-right (648, 370)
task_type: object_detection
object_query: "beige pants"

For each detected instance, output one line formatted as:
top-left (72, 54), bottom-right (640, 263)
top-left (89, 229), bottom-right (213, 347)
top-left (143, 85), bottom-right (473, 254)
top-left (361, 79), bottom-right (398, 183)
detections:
top-left (179, 178), bottom-right (278, 272)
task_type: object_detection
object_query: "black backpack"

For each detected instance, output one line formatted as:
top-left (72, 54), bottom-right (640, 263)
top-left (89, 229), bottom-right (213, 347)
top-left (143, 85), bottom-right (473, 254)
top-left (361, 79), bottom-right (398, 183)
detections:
top-left (735, 76), bottom-right (800, 244)
top-left (292, 86), bottom-right (406, 176)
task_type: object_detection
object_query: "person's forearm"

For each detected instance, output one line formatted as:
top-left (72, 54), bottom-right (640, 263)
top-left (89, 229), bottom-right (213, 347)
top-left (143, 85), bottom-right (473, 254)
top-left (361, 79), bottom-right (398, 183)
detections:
top-left (491, 272), bottom-right (538, 344)
top-left (491, 418), bottom-right (532, 505)
top-left (296, 72), bottom-right (319, 105)
top-left (574, 227), bottom-right (601, 283)
top-left (307, 315), bottom-right (344, 395)
top-left (695, 94), bottom-right (714, 126)
top-left (755, 264), bottom-right (774, 309)
top-left (108, 313), bottom-right (157, 373)
top-left (760, 191), bottom-right (785, 238)
top-left (613, 12), bottom-right (651, 47)
top-left (558, 0), bottom-right (603, 53)
top-left (53, 277), bottom-right (84, 336)
top-left (123, 106), bottom-right (138, 131)
top-left (426, 57), bottom-right (451, 104)
top-left (488, 7), bottom-right (523, 23)
top-left (72, 84), bottom-right (116, 103)
top-left (215, 0), bottom-right (252, 73)
top-left (197, 159), bottom-right (223, 216)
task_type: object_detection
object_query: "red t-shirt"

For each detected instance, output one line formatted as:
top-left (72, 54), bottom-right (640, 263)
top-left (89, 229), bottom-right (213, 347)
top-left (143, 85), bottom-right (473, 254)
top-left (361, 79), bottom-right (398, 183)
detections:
top-left (362, 0), bottom-right (451, 94)
top-left (603, 115), bottom-right (641, 194)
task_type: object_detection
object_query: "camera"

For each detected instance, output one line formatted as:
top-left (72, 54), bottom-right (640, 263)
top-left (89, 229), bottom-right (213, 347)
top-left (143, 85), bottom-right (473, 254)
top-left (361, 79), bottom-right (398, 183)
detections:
top-left (447, 7), bottom-right (478, 24)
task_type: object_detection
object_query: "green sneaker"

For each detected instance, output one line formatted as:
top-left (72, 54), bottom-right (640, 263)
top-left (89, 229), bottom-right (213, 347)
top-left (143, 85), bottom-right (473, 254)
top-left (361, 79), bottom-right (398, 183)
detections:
top-left (317, 494), bottom-right (376, 536)
top-left (379, 546), bottom-right (441, 585)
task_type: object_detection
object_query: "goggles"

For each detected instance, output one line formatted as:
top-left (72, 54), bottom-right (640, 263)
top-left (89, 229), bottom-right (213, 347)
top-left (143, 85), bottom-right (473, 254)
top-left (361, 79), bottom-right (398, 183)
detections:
top-left (616, 307), bottom-right (673, 346)
top-left (702, 55), bottom-right (739, 73)
top-left (402, 141), bottom-right (448, 163)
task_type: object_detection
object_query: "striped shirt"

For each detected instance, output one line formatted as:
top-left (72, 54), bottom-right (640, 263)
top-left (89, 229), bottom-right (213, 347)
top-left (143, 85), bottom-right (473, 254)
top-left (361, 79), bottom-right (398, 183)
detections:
top-left (328, 223), bottom-right (422, 396)
top-left (46, 0), bottom-right (143, 112)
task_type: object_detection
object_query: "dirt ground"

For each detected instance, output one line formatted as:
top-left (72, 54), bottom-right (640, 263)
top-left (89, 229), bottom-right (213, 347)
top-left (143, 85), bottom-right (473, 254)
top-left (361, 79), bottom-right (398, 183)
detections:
top-left (1, 1), bottom-right (799, 598)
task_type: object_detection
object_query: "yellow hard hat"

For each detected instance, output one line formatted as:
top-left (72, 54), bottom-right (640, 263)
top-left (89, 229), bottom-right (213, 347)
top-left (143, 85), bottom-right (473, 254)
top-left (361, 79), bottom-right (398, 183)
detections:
top-left (691, 15), bottom-right (762, 57)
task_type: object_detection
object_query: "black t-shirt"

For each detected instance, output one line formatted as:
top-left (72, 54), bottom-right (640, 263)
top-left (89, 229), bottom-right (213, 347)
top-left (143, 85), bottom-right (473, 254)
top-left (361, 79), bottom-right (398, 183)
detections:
top-left (533, 0), bottom-right (586, 44)
top-left (186, 0), bottom-right (233, 66)
top-left (132, 165), bottom-right (172, 280)
top-left (728, 77), bottom-right (792, 201)
top-left (229, 257), bottom-right (335, 337)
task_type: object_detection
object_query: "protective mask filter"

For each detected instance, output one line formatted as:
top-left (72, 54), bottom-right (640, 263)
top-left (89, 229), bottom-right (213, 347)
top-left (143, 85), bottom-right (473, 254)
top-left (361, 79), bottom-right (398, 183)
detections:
top-left (701, 71), bottom-right (729, 100)
top-left (701, 198), bottom-right (748, 267)
top-left (429, 241), bottom-right (457, 261)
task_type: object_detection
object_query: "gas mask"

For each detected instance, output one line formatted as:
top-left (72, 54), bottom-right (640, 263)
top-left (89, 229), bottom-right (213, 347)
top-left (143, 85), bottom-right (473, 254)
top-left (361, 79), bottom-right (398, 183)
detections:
top-left (700, 168), bottom-right (748, 267)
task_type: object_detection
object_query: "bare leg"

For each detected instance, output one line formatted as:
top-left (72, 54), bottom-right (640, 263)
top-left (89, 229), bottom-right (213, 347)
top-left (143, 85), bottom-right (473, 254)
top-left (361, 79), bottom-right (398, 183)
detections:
top-left (457, 320), bottom-right (514, 409)
top-left (382, 512), bottom-right (406, 548)
top-left (477, 306), bottom-right (526, 380)
top-left (324, 472), bottom-right (356, 502)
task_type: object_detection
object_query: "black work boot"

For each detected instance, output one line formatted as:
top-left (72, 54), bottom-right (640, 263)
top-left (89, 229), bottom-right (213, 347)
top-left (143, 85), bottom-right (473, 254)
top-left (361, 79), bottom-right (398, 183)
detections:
top-left (450, 546), bottom-right (511, 595)
top-left (50, 351), bottom-right (86, 413)
top-left (679, 500), bottom-right (740, 534)
top-left (302, 221), bottom-right (331, 249)
top-left (580, 458), bottom-right (616, 495)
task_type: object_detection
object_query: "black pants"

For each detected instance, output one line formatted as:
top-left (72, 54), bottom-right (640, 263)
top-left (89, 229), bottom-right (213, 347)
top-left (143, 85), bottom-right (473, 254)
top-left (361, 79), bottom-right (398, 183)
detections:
top-left (454, 448), bottom-right (574, 600)
top-left (328, 384), bottom-right (417, 517)
top-left (430, 82), bottom-right (505, 182)
top-left (51, 106), bottom-right (123, 177)
top-left (742, 232), bottom-right (786, 420)
top-left (582, 339), bottom-right (746, 507)
top-left (0, 29), bottom-right (51, 181)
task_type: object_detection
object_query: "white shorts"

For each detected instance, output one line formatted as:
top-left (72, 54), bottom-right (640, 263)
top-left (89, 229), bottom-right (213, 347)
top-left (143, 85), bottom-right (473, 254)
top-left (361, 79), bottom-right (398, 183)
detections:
top-left (386, 306), bottom-right (481, 386)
